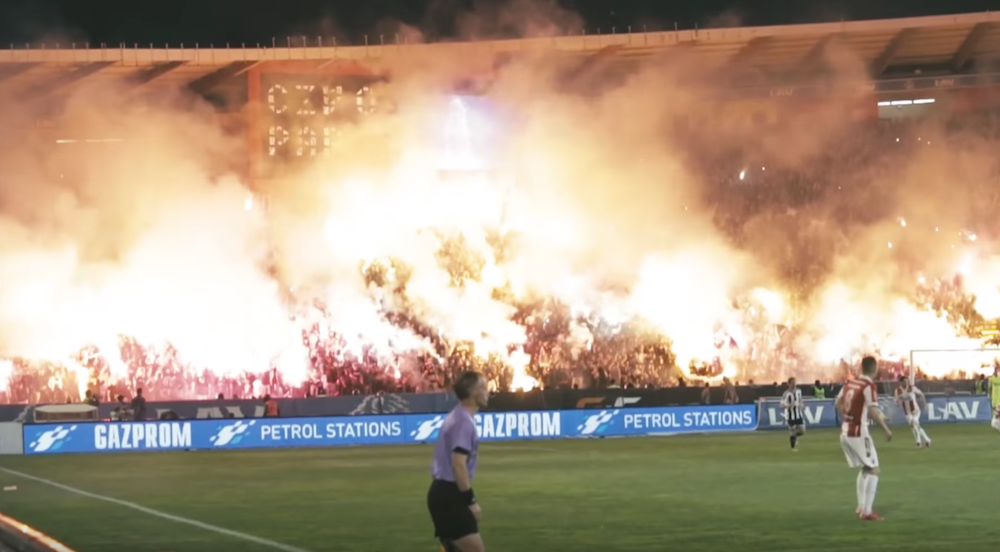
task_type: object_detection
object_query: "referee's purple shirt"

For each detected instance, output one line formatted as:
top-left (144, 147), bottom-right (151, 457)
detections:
top-left (431, 406), bottom-right (479, 482)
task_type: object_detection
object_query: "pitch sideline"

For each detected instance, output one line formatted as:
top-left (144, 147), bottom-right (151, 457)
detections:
top-left (0, 467), bottom-right (314, 552)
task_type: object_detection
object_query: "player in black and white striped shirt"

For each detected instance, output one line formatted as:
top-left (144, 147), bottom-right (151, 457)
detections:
top-left (782, 377), bottom-right (806, 451)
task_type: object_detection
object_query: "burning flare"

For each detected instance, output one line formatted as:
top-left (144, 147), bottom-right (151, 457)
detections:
top-left (0, 79), bottom-right (999, 401)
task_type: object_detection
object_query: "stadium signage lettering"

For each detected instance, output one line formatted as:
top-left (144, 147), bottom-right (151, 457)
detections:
top-left (926, 400), bottom-right (979, 421)
top-left (757, 399), bottom-right (839, 430)
top-left (94, 422), bottom-right (192, 450)
top-left (260, 421), bottom-right (402, 441)
top-left (625, 409), bottom-right (754, 429)
top-left (934, 78), bottom-right (955, 88)
top-left (476, 412), bottom-right (560, 438)
top-left (763, 404), bottom-right (827, 426)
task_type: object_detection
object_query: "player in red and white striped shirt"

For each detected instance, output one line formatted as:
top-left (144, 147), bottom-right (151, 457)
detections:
top-left (836, 356), bottom-right (893, 521)
top-left (894, 376), bottom-right (931, 448)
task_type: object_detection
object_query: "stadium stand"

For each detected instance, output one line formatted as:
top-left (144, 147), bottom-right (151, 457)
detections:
top-left (1, 12), bottom-right (999, 403)
top-left (1, 12), bottom-right (1000, 94)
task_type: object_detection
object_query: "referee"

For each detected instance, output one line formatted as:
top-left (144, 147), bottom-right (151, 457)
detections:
top-left (427, 371), bottom-right (489, 552)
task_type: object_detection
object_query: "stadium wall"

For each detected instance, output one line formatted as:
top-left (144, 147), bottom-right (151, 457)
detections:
top-left (17, 394), bottom-right (992, 455)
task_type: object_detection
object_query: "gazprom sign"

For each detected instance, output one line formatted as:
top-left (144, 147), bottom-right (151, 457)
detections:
top-left (475, 412), bottom-right (560, 439)
top-left (94, 422), bottom-right (192, 450)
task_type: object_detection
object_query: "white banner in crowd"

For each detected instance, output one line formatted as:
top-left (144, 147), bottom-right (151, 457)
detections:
top-left (0, 423), bottom-right (24, 455)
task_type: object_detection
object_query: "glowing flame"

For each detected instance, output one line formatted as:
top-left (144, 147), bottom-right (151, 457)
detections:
top-left (2, 77), bottom-right (1000, 402)
top-left (965, 258), bottom-right (1000, 320)
top-left (0, 359), bottom-right (11, 394)
top-left (751, 288), bottom-right (786, 323)
top-left (509, 348), bottom-right (537, 391)
top-left (65, 359), bottom-right (90, 401)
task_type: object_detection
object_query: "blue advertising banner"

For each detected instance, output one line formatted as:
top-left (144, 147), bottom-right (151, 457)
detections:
top-left (22, 404), bottom-right (758, 455)
top-left (884, 395), bottom-right (992, 424)
top-left (756, 395), bottom-right (993, 430)
top-left (564, 405), bottom-right (757, 438)
top-left (408, 404), bottom-right (757, 442)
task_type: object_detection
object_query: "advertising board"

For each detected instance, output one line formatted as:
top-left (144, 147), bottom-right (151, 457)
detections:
top-left (22, 404), bottom-right (757, 455)
top-left (756, 395), bottom-right (993, 430)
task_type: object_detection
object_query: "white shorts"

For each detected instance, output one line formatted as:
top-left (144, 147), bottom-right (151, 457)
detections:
top-left (991, 418), bottom-right (1000, 431)
top-left (840, 434), bottom-right (879, 469)
top-left (906, 412), bottom-right (921, 426)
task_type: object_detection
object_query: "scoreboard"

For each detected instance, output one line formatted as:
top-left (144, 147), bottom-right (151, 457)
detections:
top-left (248, 62), bottom-right (508, 179)
top-left (241, 61), bottom-right (1000, 181)
top-left (249, 65), bottom-right (382, 178)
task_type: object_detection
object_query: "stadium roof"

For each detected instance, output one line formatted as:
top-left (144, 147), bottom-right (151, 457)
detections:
top-left (1, 11), bottom-right (1000, 101)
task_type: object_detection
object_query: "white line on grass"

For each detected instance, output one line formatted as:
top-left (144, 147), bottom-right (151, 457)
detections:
top-left (0, 467), bottom-right (314, 552)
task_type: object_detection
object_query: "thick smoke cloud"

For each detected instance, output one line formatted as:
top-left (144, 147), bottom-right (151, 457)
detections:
top-left (1, 2), bottom-right (999, 401)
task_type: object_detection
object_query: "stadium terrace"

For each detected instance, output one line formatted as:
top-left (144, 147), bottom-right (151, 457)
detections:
top-left (0, 12), bottom-right (1000, 405)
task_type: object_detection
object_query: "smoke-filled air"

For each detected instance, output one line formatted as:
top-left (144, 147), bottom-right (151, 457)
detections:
top-left (2, 7), bottom-right (1000, 402)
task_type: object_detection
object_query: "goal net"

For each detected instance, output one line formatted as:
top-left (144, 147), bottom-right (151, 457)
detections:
top-left (907, 348), bottom-right (1000, 388)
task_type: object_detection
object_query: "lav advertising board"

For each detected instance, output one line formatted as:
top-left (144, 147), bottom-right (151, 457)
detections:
top-left (756, 396), bottom-right (993, 430)
top-left (22, 405), bottom-right (757, 455)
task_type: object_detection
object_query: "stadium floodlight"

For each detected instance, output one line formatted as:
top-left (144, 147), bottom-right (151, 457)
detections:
top-left (907, 348), bottom-right (1000, 384)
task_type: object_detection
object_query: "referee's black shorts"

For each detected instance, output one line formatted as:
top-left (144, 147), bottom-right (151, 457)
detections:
top-left (427, 479), bottom-right (478, 542)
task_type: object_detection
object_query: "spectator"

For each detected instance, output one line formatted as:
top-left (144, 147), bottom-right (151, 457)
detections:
top-left (723, 378), bottom-right (738, 405)
top-left (0, 116), bottom-right (998, 403)
top-left (131, 388), bottom-right (147, 421)
top-left (264, 394), bottom-right (279, 417)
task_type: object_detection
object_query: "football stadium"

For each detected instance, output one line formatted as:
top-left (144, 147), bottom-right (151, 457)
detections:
top-left (2, 10), bottom-right (1000, 552)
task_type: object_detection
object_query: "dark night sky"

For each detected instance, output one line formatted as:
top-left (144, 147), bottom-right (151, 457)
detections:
top-left (0, 0), bottom-right (997, 46)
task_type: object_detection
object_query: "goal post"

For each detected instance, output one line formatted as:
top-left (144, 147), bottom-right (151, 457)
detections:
top-left (908, 348), bottom-right (1000, 385)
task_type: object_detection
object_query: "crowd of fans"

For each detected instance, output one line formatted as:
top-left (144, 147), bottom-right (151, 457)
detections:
top-left (2, 110), bottom-right (1000, 406)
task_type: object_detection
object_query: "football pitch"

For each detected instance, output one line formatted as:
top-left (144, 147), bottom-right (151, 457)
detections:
top-left (0, 425), bottom-right (997, 552)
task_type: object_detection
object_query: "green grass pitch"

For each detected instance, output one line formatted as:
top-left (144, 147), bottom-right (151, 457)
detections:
top-left (0, 425), bottom-right (998, 552)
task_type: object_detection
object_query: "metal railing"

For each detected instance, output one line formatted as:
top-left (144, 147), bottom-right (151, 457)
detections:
top-left (0, 512), bottom-right (75, 552)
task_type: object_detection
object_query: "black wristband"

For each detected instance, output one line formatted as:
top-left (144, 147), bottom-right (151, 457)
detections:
top-left (461, 489), bottom-right (476, 505)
